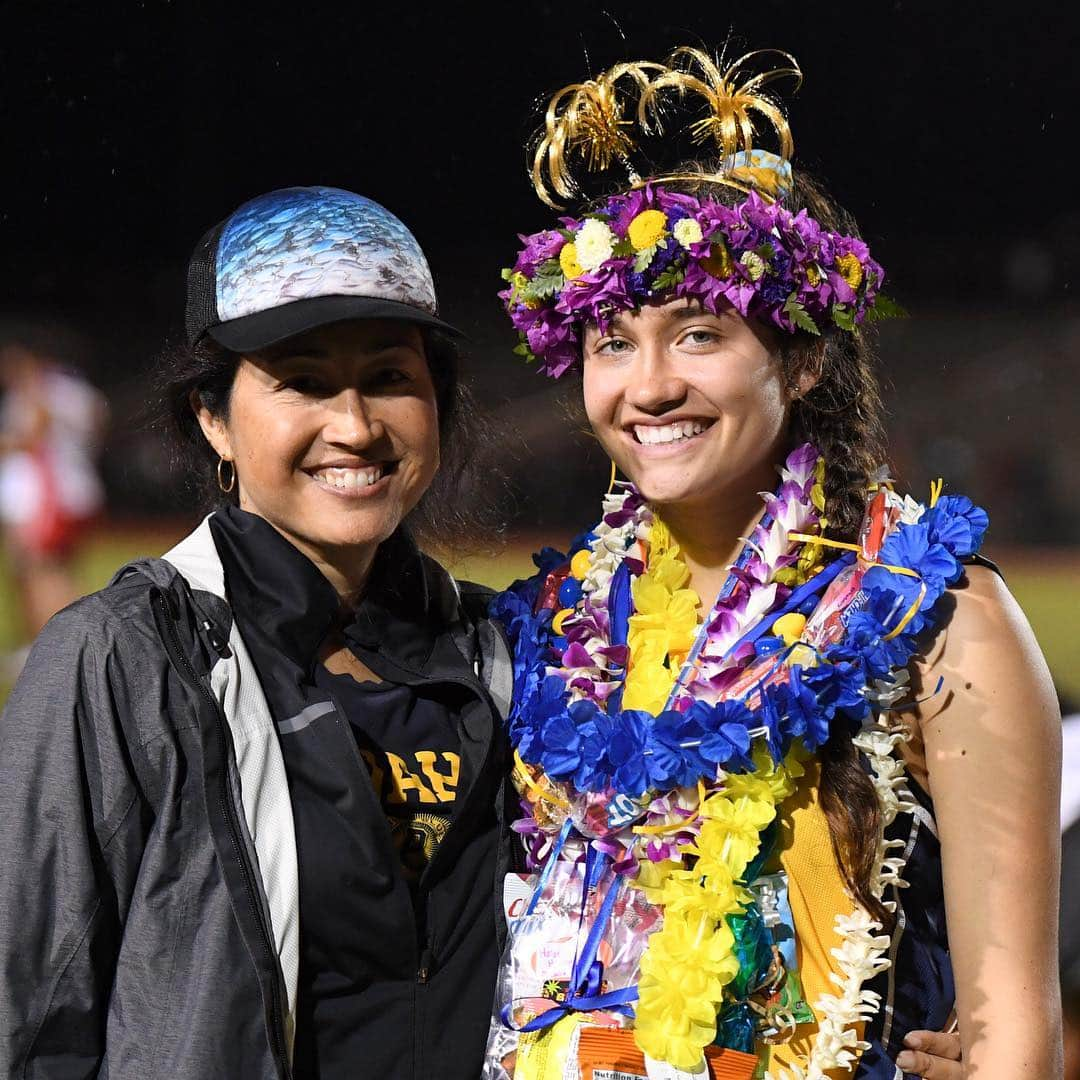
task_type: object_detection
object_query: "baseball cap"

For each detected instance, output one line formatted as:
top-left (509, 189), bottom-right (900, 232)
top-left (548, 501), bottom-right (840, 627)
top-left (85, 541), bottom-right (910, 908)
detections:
top-left (185, 186), bottom-right (461, 351)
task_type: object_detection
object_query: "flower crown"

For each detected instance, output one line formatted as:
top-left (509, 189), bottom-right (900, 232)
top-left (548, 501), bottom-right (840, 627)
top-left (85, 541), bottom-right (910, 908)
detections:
top-left (501, 47), bottom-right (902, 378)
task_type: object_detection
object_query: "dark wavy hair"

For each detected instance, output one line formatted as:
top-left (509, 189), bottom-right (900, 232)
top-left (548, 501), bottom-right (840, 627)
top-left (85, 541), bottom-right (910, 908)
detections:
top-left (154, 327), bottom-right (506, 554)
top-left (646, 164), bottom-right (891, 924)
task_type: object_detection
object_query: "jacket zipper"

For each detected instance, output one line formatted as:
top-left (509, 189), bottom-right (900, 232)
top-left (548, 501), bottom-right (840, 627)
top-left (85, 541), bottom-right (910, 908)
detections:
top-left (154, 590), bottom-right (292, 1078)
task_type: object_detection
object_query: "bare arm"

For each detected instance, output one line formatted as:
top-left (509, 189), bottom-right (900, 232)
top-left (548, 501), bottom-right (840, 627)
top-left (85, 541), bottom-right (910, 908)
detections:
top-left (907, 565), bottom-right (1062, 1078)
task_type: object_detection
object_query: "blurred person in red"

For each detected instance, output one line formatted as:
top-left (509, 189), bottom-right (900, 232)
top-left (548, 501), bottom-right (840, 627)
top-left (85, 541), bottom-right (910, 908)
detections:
top-left (0, 341), bottom-right (108, 645)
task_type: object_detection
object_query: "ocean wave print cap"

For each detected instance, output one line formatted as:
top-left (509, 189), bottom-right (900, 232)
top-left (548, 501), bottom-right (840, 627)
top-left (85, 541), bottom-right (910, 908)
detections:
top-left (184, 186), bottom-right (461, 351)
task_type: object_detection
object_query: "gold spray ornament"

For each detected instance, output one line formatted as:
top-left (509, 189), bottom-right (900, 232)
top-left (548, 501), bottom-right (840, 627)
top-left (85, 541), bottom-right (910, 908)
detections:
top-left (530, 60), bottom-right (665, 209)
top-left (638, 47), bottom-right (802, 173)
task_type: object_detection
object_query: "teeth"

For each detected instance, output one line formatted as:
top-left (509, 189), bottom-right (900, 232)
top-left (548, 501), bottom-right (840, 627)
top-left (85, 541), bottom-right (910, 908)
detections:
top-left (634, 420), bottom-right (707, 445)
top-left (314, 465), bottom-right (385, 490)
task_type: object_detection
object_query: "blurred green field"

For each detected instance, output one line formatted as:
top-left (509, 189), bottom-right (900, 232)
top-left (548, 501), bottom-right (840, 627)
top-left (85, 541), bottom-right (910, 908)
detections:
top-left (3, 524), bottom-right (1078, 706)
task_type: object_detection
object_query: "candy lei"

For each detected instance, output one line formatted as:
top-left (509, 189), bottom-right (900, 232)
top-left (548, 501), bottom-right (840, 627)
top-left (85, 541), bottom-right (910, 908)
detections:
top-left (495, 445), bottom-right (990, 1076)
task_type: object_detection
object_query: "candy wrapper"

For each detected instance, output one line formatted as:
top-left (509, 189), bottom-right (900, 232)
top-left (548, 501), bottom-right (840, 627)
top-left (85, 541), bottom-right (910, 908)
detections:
top-left (569, 786), bottom-right (651, 840)
top-left (482, 858), bottom-right (662, 1080)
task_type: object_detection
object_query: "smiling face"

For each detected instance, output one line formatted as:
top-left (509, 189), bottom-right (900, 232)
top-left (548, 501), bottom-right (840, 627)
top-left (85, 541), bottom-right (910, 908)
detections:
top-left (195, 319), bottom-right (440, 582)
top-left (582, 298), bottom-right (804, 515)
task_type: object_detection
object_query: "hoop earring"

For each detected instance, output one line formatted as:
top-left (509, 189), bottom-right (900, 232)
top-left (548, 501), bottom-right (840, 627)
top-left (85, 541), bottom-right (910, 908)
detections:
top-left (217, 456), bottom-right (236, 494)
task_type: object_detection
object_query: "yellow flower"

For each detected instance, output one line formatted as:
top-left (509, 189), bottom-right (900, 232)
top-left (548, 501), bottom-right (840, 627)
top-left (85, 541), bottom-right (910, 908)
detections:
top-left (559, 241), bottom-right (583, 280)
top-left (569, 549), bottom-right (592, 581)
top-left (632, 750), bottom-right (813, 1070)
top-left (640, 915), bottom-right (738, 984)
top-left (622, 521), bottom-right (701, 713)
top-left (702, 241), bottom-right (734, 279)
top-left (740, 250), bottom-right (766, 281)
top-left (634, 984), bottom-right (716, 1071)
top-left (835, 252), bottom-right (864, 289)
top-left (627, 209), bottom-right (667, 250)
top-left (633, 858), bottom-right (683, 903)
top-left (650, 548), bottom-right (691, 591)
top-left (658, 870), bottom-right (743, 920)
top-left (635, 916), bottom-right (740, 1068)
top-left (621, 656), bottom-right (676, 714)
top-left (805, 263), bottom-right (822, 286)
top-left (693, 795), bottom-right (777, 877)
top-left (673, 217), bottom-right (703, 249)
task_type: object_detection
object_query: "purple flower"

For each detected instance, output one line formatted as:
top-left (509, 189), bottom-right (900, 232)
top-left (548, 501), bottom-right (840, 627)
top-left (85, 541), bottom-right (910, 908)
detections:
top-left (501, 184), bottom-right (892, 378)
top-left (513, 229), bottom-right (566, 275)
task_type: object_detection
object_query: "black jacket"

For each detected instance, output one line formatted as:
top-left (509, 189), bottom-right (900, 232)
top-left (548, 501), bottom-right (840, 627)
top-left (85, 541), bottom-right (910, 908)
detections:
top-left (0, 516), bottom-right (515, 1079)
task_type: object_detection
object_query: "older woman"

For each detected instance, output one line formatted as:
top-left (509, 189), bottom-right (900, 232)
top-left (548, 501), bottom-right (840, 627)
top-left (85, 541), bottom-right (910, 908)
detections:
top-left (0, 187), bottom-right (514, 1079)
top-left (487, 49), bottom-right (1061, 1080)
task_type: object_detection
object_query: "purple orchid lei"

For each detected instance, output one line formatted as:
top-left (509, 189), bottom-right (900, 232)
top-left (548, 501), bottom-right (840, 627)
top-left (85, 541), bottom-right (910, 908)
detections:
top-left (683, 442), bottom-right (826, 704)
top-left (491, 446), bottom-right (989, 814)
top-left (500, 186), bottom-right (899, 378)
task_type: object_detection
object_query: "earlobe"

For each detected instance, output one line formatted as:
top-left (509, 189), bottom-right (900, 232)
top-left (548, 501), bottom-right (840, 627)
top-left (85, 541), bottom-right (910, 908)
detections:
top-left (797, 368), bottom-right (819, 397)
top-left (191, 390), bottom-right (232, 461)
top-left (790, 344), bottom-right (825, 399)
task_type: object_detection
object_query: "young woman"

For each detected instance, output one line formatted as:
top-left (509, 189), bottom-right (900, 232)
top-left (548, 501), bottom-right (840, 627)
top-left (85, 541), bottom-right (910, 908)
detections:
top-left (486, 48), bottom-right (1062, 1079)
top-left (0, 186), bottom-right (514, 1079)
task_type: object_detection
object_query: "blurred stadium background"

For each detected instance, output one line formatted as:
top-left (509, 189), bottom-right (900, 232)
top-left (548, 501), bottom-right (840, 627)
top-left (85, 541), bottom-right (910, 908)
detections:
top-left (2, 2), bottom-right (1079, 1068)
top-left (3, 2), bottom-right (1077, 698)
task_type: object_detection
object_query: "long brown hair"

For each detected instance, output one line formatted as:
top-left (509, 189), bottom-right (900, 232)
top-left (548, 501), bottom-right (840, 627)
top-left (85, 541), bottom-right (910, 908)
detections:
top-left (664, 164), bottom-right (892, 925)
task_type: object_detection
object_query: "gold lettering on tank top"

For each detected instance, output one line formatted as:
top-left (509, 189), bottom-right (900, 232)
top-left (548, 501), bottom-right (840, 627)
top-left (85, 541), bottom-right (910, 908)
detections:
top-left (379, 751), bottom-right (461, 805)
top-left (415, 750), bottom-right (460, 801)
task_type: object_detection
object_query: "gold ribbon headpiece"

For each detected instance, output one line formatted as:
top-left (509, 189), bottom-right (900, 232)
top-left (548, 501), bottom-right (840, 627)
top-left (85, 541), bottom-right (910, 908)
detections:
top-left (530, 61), bottom-right (665, 209)
top-left (529, 47), bottom-right (803, 209)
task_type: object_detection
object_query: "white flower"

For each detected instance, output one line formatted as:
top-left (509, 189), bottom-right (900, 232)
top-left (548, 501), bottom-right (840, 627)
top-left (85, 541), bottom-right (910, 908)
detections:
top-left (899, 494), bottom-right (926, 525)
top-left (673, 217), bottom-right (703, 249)
top-left (575, 218), bottom-right (616, 271)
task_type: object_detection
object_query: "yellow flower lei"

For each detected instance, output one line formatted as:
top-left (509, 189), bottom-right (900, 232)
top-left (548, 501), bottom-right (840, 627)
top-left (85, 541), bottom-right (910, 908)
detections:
top-left (632, 750), bottom-right (803, 1069)
top-left (621, 518), bottom-right (699, 714)
top-left (619, 515), bottom-right (809, 1069)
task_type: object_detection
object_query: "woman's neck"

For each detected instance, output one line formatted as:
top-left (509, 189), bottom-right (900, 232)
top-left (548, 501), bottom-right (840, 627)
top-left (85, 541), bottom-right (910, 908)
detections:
top-left (308, 547), bottom-right (377, 608)
top-left (263, 520), bottom-right (377, 607)
top-left (654, 478), bottom-right (774, 609)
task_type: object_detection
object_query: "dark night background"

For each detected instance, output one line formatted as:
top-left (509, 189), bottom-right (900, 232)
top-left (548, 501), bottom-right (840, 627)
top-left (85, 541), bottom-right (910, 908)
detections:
top-left (1, 0), bottom-right (1078, 540)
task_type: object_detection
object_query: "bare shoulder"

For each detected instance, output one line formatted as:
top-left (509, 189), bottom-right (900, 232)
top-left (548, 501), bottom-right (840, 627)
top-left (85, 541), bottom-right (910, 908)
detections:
top-left (911, 563), bottom-right (1060, 750)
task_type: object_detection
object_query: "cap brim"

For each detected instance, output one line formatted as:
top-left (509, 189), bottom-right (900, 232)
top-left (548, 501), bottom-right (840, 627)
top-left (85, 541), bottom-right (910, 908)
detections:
top-left (206, 294), bottom-right (463, 352)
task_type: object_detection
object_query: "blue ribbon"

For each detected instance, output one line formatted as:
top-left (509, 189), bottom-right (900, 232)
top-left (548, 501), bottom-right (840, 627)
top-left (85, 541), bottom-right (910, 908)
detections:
top-left (503, 846), bottom-right (639, 1032)
top-left (720, 551), bottom-right (854, 660)
top-left (523, 817), bottom-right (573, 919)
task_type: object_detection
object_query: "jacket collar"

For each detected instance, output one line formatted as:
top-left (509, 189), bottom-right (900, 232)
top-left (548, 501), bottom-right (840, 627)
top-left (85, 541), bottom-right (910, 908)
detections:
top-left (208, 506), bottom-right (341, 671)
top-left (205, 506), bottom-right (469, 680)
top-left (342, 528), bottom-right (464, 674)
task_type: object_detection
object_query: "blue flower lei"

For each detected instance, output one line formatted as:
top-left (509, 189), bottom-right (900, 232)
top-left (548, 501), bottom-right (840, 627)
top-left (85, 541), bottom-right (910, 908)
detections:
top-left (492, 492), bottom-right (989, 800)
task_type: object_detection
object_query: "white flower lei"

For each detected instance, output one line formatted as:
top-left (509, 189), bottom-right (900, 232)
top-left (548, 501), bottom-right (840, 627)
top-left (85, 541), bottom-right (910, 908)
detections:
top-left (764, 714), bottom-right (916, 1080)
top-left (579, 485), bottom-right (645, 600)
